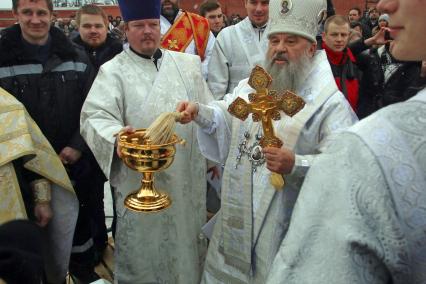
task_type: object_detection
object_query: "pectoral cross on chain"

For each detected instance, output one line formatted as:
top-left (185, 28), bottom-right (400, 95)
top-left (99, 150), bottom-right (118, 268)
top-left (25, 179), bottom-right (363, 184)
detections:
top-left (228, 65), bottom-right (306, 190)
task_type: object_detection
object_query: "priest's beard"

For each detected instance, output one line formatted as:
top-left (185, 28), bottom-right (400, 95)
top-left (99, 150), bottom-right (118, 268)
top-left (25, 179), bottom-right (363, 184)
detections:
top-left (263, 50), bottom-right (313, 92)
top-left (161, 1), bottom-right (179, 20)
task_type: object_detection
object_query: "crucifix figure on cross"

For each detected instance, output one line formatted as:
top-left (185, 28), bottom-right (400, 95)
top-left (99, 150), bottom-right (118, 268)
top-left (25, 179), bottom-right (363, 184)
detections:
top-left (228, 65), bottom-right (306, 190)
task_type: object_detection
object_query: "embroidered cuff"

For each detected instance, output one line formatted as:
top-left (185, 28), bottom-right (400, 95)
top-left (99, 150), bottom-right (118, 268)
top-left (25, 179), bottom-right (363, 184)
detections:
top-left (30, 179), bottom-right (52, 204)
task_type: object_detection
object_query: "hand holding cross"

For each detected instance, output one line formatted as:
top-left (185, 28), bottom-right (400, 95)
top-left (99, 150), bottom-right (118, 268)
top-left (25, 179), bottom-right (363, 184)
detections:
top-left (228, 65), bottom-right (305, 190)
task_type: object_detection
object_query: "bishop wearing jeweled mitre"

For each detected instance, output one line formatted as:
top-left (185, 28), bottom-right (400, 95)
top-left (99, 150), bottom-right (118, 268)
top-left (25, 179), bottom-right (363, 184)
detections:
top-left (176, 0), bottom-right (358, 282)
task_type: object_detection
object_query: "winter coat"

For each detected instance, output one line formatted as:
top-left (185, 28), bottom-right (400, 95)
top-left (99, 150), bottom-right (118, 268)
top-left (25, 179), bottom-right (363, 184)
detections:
top-left (0, 24), bottom-right (94, 158)
top-left (356, 46), bottom-right (422, 118)
top-left (72, 34), bottom-right (123, 73)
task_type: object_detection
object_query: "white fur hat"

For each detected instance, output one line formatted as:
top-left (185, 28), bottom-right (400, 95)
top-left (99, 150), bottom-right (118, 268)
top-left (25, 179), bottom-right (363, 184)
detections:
top-left (267, 0), bottom-right (327, 43)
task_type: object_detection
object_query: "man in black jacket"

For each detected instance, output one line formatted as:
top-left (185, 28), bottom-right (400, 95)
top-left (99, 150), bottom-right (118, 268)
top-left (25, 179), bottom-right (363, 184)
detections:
top-left (72, 4), bottom-right (123, 264)
top-left (0, 0), bottom-right (99, 282)
top-left (356, 43), bottom-right (422, 118)
top-left (73, 4), bottom-right (123, 72)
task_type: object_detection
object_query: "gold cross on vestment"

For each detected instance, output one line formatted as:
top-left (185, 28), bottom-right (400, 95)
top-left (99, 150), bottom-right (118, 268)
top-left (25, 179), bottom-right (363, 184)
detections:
top-left (228, 65), bottom-right (306, 190)
top-left (167, 39), bottom-right (179, 50)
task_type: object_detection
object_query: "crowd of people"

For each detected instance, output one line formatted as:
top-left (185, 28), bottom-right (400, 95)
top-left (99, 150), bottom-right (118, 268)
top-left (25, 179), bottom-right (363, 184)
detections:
top-left (0, 0), bottom-right (425, 283)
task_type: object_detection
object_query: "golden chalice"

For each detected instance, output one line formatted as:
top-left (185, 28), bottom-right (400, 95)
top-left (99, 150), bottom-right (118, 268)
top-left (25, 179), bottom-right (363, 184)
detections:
top-left (118, 129), bottom-right (183, 212)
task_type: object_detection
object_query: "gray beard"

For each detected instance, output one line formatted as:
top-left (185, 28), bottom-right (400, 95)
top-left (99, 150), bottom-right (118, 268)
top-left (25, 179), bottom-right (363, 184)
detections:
top-left (262, 52), bottom-right (313, 93)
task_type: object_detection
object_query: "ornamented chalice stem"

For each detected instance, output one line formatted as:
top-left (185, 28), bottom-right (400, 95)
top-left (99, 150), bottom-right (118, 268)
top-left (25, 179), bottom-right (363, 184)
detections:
top-left (119, 129), bottom-right (182, 213)
top-left (137, 172), bottom-right (156, 198)
top-left (124, 170), bottom-right (172, 212)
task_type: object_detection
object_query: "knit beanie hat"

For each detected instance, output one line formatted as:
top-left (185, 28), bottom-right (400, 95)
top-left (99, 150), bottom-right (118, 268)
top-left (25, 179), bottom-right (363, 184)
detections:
top-left (379, 14), bottom-right (389, 23)
top-left (267, 0), bottom-right (327, 43)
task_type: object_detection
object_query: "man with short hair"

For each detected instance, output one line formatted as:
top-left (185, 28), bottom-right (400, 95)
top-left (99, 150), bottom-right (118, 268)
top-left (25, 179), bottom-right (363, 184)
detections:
top-left (347, 6), bottom-right (372, 38)
top-left (322, 15), bottom-right (360, 112)
top-left (199, 0), bottom-right (224, 37)
top-left (74, 5), bottom-right (123, 72)
top-left (80, 0), bottom-right (213, 283)
top-left (208, 0), bottom-right (270, 99)
top-left (363, 6), bottom-right (380, 31)
top-left (348, 7), bottom-right (362, 22)
top-left (160, 0), bottom-right (215, 78)
top-left (176, 0), bottom-right (357, 282)
top-left (72, 3), bottom-right (123, 262)
top-left (0, 0), bottom-right (96, 282)
top-left (266, 0), bottom-right (426, 282)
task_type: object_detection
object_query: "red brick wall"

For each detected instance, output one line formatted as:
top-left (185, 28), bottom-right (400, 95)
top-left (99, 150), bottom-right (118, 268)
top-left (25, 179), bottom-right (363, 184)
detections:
top-left (334, 0), bottom-right (379, 15)
top-left (180, 0), bottom-right (378, 18)
top-left (0, 10), bottom-right (15, 28)
top-left (0, 0), bottom-right (380, 29)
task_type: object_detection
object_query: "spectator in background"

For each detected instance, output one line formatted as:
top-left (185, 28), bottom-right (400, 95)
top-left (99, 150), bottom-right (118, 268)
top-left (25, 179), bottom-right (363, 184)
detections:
top-left (230, 14), bottom-right (243, 25)
top-left (316, 0), bottom-right (335, 46)
top-left (350, 21), bottom-right (363, 35)
top-left (348, 6), bottom-right (372, 38)
top-left (199, 0), bottom-right (224, 37)
top-left (74, 4), bottom-right (123, 72)
top-left (107, 14), bottom-right (114, 30)
top-left (322, 15), bottom-right (360, 112)
top-left (348, 26), bottom-right (363, 43)
top-left (322, 15), bottom-right (390, 115)
top-left (110, 19), bottom-right (118, 28)
top-left (68, 19), bottom-right (79, 39)
top-left (363, 6), bottom-right (380, 32)
top-left (348, 7), bottom-right (362, 22)
top-left (72, 3), bottom-right (123, 265)
top-left (372, 13), bottom-right (389, 35)
top-left (357, 34), bottom-right (422, 118)
top-left (378, 13), bottom-right (389, 28)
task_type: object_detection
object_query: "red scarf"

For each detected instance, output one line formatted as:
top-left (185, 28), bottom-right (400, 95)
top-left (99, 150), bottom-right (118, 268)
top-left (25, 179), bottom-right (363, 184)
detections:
top-left (323, 42), bottom-right (359, 112)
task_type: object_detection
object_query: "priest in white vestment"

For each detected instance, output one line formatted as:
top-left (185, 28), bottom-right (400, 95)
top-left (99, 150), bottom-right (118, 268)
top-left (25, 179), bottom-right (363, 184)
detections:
top-left (176, 0), bottom-right (358, 282)
top-left (267, 0), bottom-right (426, 283)
top-left (80, 1), bottom-right (213, 283)
top-left (208, 0), bottom-right (270, 99)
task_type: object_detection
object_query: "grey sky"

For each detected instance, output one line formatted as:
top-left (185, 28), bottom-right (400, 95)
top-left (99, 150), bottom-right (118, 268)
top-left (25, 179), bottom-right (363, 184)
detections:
top-left (0, 1), bottom-right (12, 9)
